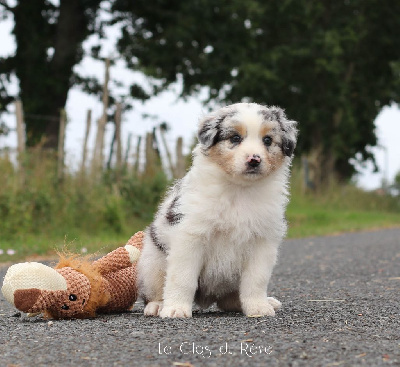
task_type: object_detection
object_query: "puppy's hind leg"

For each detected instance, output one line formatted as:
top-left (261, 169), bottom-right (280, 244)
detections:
top-left (138, 240), bottom-right (166, 317)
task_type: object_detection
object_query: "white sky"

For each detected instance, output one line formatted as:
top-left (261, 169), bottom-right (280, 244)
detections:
top-left (0, 14), bottom-right (399, 189)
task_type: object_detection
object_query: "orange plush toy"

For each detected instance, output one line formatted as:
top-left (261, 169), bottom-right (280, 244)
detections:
top-left (1, 232), bottom-right (144, 319)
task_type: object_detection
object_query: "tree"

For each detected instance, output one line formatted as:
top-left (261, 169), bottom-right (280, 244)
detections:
top-left (0, 0), bottom-right (106, 148)
top-left (0, 1), bottom-right (150, 149)
top-left (113, 0), bottom-right (400, 184)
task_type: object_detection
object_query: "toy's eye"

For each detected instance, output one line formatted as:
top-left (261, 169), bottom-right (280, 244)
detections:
top-left (230, 135), bottom-right (242, 144)
top-left (61, 304), bottom-right (69, 310)
top-left (263, 136), bottom-right (273, 146)
top-left (69, 294), bottom-right (77, 301)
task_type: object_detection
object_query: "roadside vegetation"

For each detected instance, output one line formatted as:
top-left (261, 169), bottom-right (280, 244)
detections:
top-left (287, 166), bottom-right (400, 238)
top-left (0, 151), bottom-right (168, 261)
top-left (1, 1), bottom-right (399, 262)
top-left (0, 154), bottom-right (399, 262)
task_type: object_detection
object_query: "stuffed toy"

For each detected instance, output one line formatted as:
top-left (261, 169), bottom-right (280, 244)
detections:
top-left (1, 231), bottom-right (144, 319)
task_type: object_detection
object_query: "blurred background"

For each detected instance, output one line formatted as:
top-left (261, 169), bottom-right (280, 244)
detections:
top-left (0, 0), bottom-right (399, 260)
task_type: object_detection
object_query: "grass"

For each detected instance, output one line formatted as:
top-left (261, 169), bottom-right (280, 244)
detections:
top-left (0, 153), bottom-right (399, 262)
top-left (0, 150), bottom-right (168, 262)
top-left (287, 202), bottom-right (400, 238)
top-left (287, 167), bottom-right (400, 237)
top-left (0, 228), bottom-right (147, 263)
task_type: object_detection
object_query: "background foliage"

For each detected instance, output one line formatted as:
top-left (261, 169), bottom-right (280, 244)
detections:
top-left (0, 0), bottom-right (399, 180)
top-left (0, 152), bottom-right (399, 261)
top-left (0, 1), bottom-right (399, 261)
top-left (113, 0), bottom-right (400, 183)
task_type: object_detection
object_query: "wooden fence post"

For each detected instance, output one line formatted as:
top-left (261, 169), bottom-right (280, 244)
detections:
top-left (159, 126), bottom-right (175, 178)
top-left (92, 58), bottom-right (110, 175)
top-left (115, 102), bottom-right (122, 181)
top-left (133, 135), bottom-right (141, 175)
top-left (175, 136), bottom-right (185, 178)
top-left (80, 109), bottom-right (91, 174)
top-left (124, 132), bottom-right (132, 171)
top-left (15, 100), bottom-right (25, 184)
top-left (144, 132), bottom-right (158, 177)
top-left (57, 109), bottom-right (67, 181)
top-left (107, 130), bottom-right (115, 170)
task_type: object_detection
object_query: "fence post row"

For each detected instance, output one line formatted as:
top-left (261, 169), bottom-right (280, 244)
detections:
top-left (11, 59), bottom-right (188, 180)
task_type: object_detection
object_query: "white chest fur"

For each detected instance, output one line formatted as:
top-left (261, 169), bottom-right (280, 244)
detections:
top-left (181, 159), bottom-right (289, 245)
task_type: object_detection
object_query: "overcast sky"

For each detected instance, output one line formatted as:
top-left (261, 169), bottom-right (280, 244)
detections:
top-left (0, 14), bottom-right (399, 189)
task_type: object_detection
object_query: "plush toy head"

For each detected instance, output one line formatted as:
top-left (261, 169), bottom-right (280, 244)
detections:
top-left (1, 231), bottom-right (144, 319)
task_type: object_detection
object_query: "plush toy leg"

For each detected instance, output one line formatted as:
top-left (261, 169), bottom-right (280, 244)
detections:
top-left (93, 231), bottom-right (144, 274)
top-left (124, 245), bottom-right (140, 263)
top-left (93, 247), bottom-right (136, 274)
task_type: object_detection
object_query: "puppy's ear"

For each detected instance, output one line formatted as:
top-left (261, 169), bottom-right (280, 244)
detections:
top-left (281, 122), bottom-right (298, 157)
top-left (198, 117), bottom-right (220, 149)
top-left (198, 110), bottom-right (231, 149)
top-left (281, 136), bottom-right (296, 157)
top-left (268, 107), bottom-right (298, 158)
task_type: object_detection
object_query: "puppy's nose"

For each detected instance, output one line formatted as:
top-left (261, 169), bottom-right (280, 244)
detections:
top-left (247, 154), bottom-right (261, 167)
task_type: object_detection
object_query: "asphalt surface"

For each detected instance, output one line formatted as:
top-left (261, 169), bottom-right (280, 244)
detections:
top-left (0, 228), bottom-right (399, 367)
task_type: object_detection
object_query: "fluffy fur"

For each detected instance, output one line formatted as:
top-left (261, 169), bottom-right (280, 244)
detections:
top-left (138, 102), bottom-right (298, 318)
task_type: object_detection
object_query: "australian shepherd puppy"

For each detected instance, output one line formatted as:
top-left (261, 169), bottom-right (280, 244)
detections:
top-left (138, 102), bottom-right (298, 318)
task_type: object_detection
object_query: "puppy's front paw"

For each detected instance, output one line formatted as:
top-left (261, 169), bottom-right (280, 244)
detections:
top-left (144, 301), bottom-right (163, 316)
top-left (267, 297), bottom-right (282, 311)
top-left (159, 304), bottom-right (192, 318)
top-left (242, 299), bottom-right (276, 317)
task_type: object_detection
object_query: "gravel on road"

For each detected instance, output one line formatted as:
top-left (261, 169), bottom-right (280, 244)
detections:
top-left (1, 228), bottom-right (399, 366)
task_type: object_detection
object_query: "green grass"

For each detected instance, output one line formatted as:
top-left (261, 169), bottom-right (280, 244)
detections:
top-left (0, 153), bottom-right (399, 262)
top-left (0, 150), bottom-right (168, 262)
top-left (0, 227), bottom-right (148, 263)
top-left (287, 204), bottom-right (400, 238)
top-left (287, 167), bottom-right (400, 237)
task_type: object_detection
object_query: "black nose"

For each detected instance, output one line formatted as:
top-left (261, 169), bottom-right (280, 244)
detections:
top-left (247, 154), bottom-right (261, 167)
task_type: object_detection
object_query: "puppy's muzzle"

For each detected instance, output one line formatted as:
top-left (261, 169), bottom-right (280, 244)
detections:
top-left (246, 154), bottom-right (261, 168)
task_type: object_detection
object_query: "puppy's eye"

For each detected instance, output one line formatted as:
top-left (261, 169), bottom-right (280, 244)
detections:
top-left (69, 294), bottom-right (77, 301)
top-left (230, 135), bottom-right (242, 144)
top-left (263, 136), bottom-right (273, 146)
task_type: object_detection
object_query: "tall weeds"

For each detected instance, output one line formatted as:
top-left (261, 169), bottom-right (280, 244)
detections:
top-left (289, 164), bottom-right (400, 212)
top-left (0, 150), bottom-right (169, 244)
top-left (0, 151), bottom-right (398, 258)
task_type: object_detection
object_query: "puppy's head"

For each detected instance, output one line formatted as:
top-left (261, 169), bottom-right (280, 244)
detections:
top-left (197, 103), bottom-right (298, 181)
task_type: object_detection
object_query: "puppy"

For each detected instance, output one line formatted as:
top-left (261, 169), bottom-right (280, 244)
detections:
top-left (138, 102), bottom-right (298, 318)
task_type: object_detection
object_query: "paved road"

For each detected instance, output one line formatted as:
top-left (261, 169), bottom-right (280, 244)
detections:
top-left (1, 228), bottom-right (399, 366)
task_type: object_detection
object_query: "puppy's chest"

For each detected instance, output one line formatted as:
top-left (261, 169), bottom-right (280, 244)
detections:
top-left (200, 192), bottom-right (270, 234)
top-left (181, 183), bottom-right (285, 242)
top-left (200, 232), bottom-right (247, 288)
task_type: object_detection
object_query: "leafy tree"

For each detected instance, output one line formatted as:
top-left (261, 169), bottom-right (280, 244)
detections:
top-left (0, 0), bottom-right (104, 147)
top-left (0, 0), bottom-right (149, 149)
top-left (113, 0), bottom-right (400, 184)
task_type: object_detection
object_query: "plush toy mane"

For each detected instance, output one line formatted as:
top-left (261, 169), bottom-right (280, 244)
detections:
top-left (46, 254), bottom-right (111, 319)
